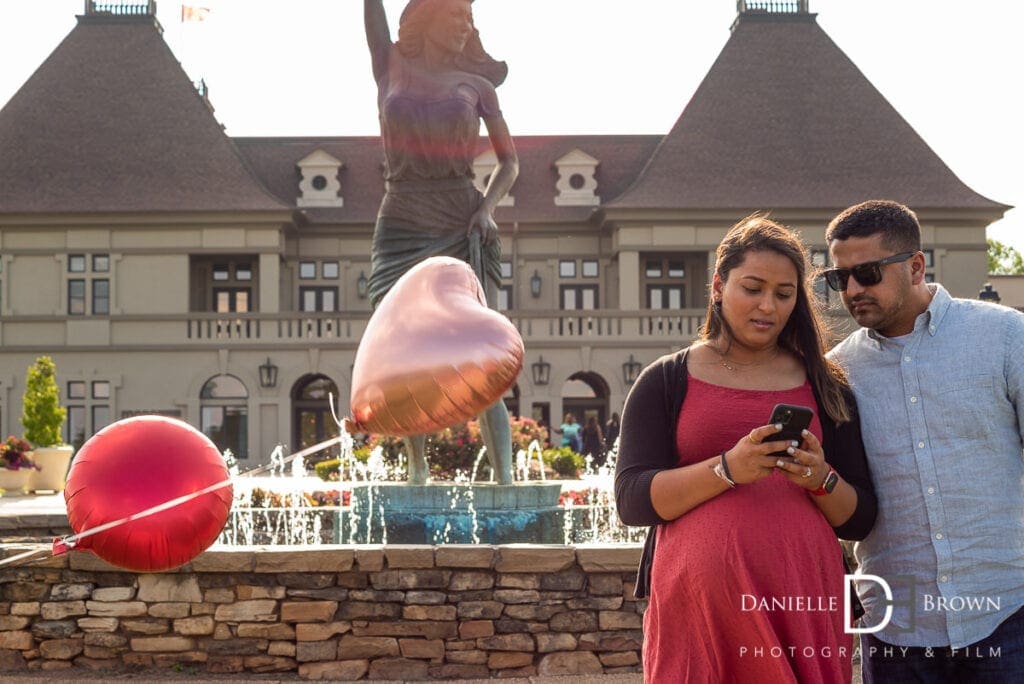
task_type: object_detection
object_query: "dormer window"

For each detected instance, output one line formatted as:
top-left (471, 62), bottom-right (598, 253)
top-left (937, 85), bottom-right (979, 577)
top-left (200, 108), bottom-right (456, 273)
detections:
top-left (472, 150), bottom-right (514, 206)
top-left (297, 150), bottom-right (343, 208)
top-left (554, 149), bottom-right (599, 206)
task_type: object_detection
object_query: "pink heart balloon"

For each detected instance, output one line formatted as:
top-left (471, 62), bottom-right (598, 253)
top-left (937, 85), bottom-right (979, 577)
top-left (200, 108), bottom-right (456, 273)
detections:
top-left (350, 257), bottom-right (524, 436)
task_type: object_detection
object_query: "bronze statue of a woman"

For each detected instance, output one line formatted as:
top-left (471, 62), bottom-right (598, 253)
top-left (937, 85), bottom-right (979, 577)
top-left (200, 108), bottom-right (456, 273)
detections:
top-left (363, 0), bottom-right (519, 485)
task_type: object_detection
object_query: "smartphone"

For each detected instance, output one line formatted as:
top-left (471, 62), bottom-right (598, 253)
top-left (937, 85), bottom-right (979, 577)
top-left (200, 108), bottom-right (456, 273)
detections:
top-left (767, 403), bottom-right (814, 454)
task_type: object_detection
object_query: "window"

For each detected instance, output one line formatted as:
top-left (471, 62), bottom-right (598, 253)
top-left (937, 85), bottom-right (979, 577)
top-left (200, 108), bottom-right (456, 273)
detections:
top-left (582, 260), bottom-right (599, 278)
top-left (811, 250), bottom-right (830, 303)
top-left (500, 261), bottom-right (513, 279)
top-left (643, 255), bottom-right (691, 309)
top-left (497, 285), bottom-right (512, 311)
top-left (200, 374), bottom-right (249, 458)
top-left (68, 280), bottom-right (86, 315)
top-left (65, 379), bottom-right (111, 450)
top-left (296, 261), bottom-right (344, 311)
top-left (235, 264), bottom-right (252, 281)
top-left (214, 289), bottom-right (249, 313)
top-left (559, 260), bottom-right (576, 278)
top-left (212, 264), bottom-right (230, 281)
top-left (93, 279), bottom-right (110, 315)
top-left (66, 253), bottom-right (112, 315)
top-left (300, 286), bottom-right (338, 312)
top-left (561, 285), bottom-right (598, 310)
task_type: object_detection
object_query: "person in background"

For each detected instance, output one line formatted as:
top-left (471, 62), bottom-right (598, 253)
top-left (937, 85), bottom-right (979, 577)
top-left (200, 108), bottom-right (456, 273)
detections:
top-left (826, 199), bottom-right (1024, 683)
top-left (580, 415), bottom-right (605, 463)
top-left (552, 413), bottom-right (582, 453)
top-left (604, 412), bottom-right (621, 453)
top-left (615, 215), bottom-right (876, 682)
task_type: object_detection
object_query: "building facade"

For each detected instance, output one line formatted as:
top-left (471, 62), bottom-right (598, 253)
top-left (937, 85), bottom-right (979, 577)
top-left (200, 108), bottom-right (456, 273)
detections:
top-left (0, 1), bottom-right (1008, 465)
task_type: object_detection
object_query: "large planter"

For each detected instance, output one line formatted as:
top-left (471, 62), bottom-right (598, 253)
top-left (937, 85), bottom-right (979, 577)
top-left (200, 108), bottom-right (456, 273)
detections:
top-left (0, 467), bottom-right (33, 495)
top-left (27, 445), bottom-right (74, 493)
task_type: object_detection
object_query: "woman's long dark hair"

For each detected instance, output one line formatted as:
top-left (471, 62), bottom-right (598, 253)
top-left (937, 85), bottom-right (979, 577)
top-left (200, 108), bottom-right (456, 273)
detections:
top-left (397, 0), bottom-right (508, 86)
top-left (701, 215), bottom-right (851, 424)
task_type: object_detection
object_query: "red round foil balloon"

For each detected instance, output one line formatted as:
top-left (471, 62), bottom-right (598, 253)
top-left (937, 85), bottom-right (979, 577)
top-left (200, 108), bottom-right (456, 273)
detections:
top-left (64, 416), bottom-right (233, 572)
top-left (350, 256), bottom-right (524, 435)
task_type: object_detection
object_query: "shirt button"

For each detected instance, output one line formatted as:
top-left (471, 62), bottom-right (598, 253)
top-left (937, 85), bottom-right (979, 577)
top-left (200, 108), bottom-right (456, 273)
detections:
top-left (935, 533), bottom-right (943, 540)
top-left (904, 356), bottom-right (912, 362)
top-left (910, 396), bottom-right (918, 403)
top-left (940, 575), bottom-right (949, 582)
top-left (927, 487), bottom-right (935, 494)
top-left (918, 441), bottom-right (925, 448)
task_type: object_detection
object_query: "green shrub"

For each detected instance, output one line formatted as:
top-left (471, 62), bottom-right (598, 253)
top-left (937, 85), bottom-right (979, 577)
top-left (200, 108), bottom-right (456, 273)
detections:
top-left (21, 356), bottom-right (67, 447)
top-left (314, 458), bottom-right (340, 481)
top-left (543, 447), bottom-right (585, 478)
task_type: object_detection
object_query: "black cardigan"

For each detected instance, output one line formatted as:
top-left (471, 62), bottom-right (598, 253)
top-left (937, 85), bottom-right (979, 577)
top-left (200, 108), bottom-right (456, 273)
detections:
top-left (614, 347), bottom-right (877, 598)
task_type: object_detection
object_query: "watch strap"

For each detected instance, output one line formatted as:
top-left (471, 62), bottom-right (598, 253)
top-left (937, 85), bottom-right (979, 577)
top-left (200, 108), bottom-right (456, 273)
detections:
top-left (811, 467), bottom-right (839, 496)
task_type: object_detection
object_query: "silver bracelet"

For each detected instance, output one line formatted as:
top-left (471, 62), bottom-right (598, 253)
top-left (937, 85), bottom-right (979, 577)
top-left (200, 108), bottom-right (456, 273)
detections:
top-left (713, 450), bottom-right (738, 488)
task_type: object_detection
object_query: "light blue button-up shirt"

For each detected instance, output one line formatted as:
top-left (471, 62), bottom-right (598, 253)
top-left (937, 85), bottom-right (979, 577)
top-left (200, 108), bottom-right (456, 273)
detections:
top-left (830, 284), bottom-right (1024, 648)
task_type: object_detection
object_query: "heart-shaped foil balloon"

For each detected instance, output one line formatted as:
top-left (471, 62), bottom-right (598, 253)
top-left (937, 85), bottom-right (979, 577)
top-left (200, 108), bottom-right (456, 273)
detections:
top-left (350, 256), bottom-right (524, 435)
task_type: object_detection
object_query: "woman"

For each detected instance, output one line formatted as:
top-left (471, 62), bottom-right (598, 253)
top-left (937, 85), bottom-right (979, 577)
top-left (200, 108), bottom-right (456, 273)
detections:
top-left (614, 216), bottom-right (876, 683)
top-left (364, 0), bottom-right (518, 484)
top-left (553, 413), bottom-right (581, 453)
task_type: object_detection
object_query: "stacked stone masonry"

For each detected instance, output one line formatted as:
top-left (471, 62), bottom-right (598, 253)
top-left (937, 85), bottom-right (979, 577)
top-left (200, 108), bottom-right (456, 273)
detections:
top-left (0, 544), bottom-right (645, 680)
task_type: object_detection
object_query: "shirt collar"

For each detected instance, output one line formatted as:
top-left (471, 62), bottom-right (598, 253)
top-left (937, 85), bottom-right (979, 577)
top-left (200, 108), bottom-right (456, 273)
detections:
top-left (864, 283), bottom-right (949, 345)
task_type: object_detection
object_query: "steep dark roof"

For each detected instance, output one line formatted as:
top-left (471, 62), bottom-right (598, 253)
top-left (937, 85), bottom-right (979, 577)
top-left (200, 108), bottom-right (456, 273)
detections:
top-left (235, 135), bottom-right (660, 225)
top-left (607, 12), bottom-right (1008, 213)
top-left (0, 14), bottom-right (288, 214)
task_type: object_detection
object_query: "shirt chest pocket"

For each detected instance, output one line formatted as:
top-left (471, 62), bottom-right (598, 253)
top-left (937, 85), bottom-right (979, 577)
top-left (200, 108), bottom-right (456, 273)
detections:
top-left (926, 373), bottom-right (996, 439)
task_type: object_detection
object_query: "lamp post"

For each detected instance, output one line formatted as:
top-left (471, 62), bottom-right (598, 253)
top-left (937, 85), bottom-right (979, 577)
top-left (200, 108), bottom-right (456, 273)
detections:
top-left (258, 358), bottom-right (279, 388)
top-left (622, 354), bottom-right (642, 386)
top-left (531, 356), bottom-right (551, 386)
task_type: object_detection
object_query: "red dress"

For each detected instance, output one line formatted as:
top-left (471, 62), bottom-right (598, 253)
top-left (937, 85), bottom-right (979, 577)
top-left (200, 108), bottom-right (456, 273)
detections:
top-left (643, 376), bottom-right (852, 683)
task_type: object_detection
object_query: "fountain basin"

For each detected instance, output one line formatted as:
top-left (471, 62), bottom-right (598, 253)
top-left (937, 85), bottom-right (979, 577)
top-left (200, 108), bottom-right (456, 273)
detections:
top-left (341, 481), bottom-right (565, 544)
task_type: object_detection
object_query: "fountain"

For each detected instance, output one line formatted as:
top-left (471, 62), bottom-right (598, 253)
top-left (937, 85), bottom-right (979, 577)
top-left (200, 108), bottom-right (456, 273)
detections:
top-left (217, 428), bottom-right (645, 548)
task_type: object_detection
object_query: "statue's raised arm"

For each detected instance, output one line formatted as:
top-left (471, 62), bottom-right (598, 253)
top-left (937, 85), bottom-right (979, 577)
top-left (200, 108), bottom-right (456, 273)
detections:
top-left (364, 0), bottom-right (391, 83)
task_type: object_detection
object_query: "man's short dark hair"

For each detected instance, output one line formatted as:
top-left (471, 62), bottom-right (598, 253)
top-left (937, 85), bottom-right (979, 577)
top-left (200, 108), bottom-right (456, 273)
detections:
top-left (826, 200), bottom-right (922, 253)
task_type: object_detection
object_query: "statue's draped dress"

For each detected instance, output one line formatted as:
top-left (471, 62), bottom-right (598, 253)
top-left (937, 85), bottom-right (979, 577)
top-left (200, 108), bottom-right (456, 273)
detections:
top-left (368, 50), bottom-right (502, 307)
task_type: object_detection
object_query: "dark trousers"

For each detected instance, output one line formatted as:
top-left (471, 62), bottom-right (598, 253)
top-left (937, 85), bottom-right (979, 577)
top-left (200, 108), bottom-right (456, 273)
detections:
top-left (862, 606), bottom-right (1024, 683)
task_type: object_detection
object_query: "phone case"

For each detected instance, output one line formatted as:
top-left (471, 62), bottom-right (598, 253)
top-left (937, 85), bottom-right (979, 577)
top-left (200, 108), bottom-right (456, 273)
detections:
top-left (768, 403), bottom-right (814, 446)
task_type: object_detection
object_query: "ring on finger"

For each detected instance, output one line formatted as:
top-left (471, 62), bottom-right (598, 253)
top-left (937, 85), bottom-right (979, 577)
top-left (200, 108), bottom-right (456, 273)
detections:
top-left (801, 466), bottom-right (813, 479)
top-left (748, 432), bottom-right (759, 444)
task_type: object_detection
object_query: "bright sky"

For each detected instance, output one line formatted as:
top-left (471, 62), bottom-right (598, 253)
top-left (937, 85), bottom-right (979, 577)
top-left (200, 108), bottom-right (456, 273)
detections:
top-left (2, 0), bottom-right (1021, 255)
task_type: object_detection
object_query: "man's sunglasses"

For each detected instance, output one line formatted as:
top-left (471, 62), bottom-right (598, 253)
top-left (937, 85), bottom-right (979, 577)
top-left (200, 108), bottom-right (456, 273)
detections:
top-left (823, 252), bottom-right (916, 292)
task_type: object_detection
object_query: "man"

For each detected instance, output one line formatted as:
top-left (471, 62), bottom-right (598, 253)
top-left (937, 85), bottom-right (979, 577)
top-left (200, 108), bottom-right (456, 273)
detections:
top-left (826, 199), bottom-right (1024, 682)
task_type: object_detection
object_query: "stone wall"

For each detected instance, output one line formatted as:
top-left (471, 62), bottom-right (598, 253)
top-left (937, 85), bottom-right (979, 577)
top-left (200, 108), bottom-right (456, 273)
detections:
top-left (0, 544), bottom-right (645, 680)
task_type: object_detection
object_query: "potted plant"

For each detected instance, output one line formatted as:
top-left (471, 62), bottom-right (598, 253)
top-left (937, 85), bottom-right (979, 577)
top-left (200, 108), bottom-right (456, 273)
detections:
top-left (21, 356), bottom-right (73, 493)
top-left (0, 435), bottom-right (39, 495)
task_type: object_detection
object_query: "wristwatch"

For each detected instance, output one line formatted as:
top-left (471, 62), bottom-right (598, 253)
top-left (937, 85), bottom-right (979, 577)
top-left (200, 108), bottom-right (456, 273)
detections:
top-left (811, 467), bottom-right (839, 496)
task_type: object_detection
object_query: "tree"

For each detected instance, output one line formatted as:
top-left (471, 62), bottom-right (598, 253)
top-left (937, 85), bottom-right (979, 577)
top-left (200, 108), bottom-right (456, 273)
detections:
top-left (987, 238), bottom-right (1024, 275)
top-left (21, 356), bottom-right (67, 447)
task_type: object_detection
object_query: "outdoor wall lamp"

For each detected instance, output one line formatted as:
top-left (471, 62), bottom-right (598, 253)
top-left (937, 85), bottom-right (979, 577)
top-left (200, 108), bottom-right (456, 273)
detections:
top-left (258, 357), bottom-right (279, 388)
top-left (622, 354), bottom-right (642, 386)
top-left (978, 282), bottom-right (1001, 304)
top-left (356, 271), bottom-right (368, 299)
top-left (531, 355), bottom-right (551, 386)
top-left (530, 270), bottom-right (542, 298)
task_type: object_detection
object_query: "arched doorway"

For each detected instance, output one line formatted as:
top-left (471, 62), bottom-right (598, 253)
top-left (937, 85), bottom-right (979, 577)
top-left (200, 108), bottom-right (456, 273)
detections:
top-left (292, 374), bottom-right (340, 462)
top-left (561, 371), bottom-right (610, 430)
top-left (200, 374), bottom-right (249, 459)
